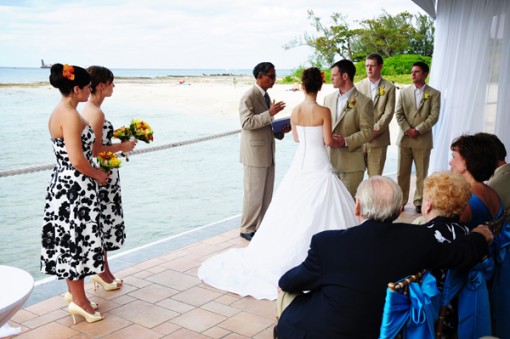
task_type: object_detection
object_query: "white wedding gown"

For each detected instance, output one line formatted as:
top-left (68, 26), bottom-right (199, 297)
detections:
top-left (198, 125), bottom-right (357, 300)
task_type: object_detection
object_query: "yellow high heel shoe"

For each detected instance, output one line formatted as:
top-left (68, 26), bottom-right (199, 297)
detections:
top-left (90, 274), bottom-right (121, 291)
top-left (68, 302), bottom-right (104, 324)
top-left (64, 291), bottom-right (98, 310)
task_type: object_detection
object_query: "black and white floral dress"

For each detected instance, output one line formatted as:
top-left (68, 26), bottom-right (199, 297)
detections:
top-left (99, 120), bottom-right (126, 251)
top-left (40, 125), bottom-right (104, 280)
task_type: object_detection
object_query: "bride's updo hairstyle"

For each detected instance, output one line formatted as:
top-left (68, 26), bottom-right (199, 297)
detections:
top-left (301, 67), bottom-right (323, 94)
top-left (49, 63), bottom-right (91, 96)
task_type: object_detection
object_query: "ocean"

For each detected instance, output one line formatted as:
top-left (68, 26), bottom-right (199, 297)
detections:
top-left (0, 67), bottom-right (398, 282)
top-left (0, 67), bottom-right (294, 84)
top-left (0, 67), bottom-right (297, 282)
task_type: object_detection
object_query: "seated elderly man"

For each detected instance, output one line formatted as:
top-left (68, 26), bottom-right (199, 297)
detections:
top-left (275, 176), bottom-right (493, 339)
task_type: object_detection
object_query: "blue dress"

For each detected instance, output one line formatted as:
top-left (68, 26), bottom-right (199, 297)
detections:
top-left (462, 193), bottom-right (503, 337)
top-left (466, 194), bottom-right (503, 229)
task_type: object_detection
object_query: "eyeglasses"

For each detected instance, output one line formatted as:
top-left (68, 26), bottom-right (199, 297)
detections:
top-left (264, 73), bottom-right (276, 80)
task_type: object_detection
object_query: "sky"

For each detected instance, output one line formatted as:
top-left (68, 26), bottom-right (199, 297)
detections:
top-left (0, 0), bottom-right (426, 69)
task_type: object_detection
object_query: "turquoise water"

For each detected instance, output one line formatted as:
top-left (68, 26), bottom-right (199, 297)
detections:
top-left (0, 69), bottom-right (297, 282)
top-left (0, 67), bottom-right (293, 84)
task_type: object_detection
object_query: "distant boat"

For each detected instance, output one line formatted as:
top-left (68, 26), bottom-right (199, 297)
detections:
top-left (40, 59), bottom-right (52, 68)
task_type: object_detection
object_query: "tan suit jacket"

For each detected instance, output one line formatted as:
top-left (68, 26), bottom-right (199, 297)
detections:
top-left (239, 85), bottom-right (275, 167)
top-left (489, 163), bottom-right (510, 212)
top-left (395, 84), bottom-right (440, 149)
top-left (355, 77), bottom-right (396, 147)
top-left (324, 88), bottom-right (374, 173)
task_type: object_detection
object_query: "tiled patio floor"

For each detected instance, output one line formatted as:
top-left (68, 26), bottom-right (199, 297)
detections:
top-left (4, 202), bottom-right (420, 338)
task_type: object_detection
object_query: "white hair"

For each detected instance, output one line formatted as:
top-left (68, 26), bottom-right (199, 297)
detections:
top-left (355, 176), bottom-right (403, 222)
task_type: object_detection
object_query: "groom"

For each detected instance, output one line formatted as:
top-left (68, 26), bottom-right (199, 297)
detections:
top-left (324, 59), bottom-right (374, 198)
top-left (239, 62), bottom-right (287, 241)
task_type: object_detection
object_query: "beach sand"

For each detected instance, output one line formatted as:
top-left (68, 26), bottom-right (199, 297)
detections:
top-left (110, 75), bottom-right (401, 145)
top-left (111, 75), bottom-right (335, 120)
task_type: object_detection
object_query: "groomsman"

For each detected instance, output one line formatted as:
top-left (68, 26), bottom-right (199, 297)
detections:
top-left (239, 62), bottom-right (287, 241)
top-left (395, 61), bottom-right (440, 213)
top-left (324, 59), bottom-right (374, 197)
top-left (355, 54), bottom-right (396, 176)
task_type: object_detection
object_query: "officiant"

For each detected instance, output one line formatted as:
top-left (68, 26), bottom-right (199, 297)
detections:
top-left (238, 62), bottom-right (290, 241)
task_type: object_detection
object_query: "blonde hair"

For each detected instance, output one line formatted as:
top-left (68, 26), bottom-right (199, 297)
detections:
top-left (423, 171), bottom-right (471, 217)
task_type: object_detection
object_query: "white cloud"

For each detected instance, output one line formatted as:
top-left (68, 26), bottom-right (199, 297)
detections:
top-left (0, 0), bottom-right (425, 69)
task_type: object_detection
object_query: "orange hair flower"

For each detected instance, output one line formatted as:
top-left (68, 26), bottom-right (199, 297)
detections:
top-left (321, 71), bottom-right (326, 83)
top-left (62, 64), bottom-right (75, 81)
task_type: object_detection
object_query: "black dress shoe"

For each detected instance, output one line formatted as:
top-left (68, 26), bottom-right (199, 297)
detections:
top-left (240, 232), bottom-right (255, 241)
top-left (416, 205), bottom-right (422, 213)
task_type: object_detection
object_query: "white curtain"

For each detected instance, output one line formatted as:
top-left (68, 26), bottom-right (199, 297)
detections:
top-left (428, 0), bottom-right (510, 172)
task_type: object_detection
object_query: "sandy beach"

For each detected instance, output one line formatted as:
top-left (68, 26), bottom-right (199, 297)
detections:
top-left (110, 75), bottom-right (335, 121)
top-left (110, 75), bottom-right (401, 145)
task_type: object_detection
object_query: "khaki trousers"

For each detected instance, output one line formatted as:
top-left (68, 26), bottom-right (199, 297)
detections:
top-left (276, 291), bottom-right (299, 319)
top-left (397, 147), bottom-right (431, 206)
top-left (338, 171), bottom-right (365, 198)
top-left (240, 165), bottom-right (275, 234)
top-left (364, 145), bottom-right (388, 177)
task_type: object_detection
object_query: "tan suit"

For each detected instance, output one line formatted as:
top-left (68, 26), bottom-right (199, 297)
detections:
top-left (239, 85), bottom-right (277, 234)
top-left (488, 163), bottom-right (510, 213)
top-left (324, 88), bottom-right (374, 197)
top-left (355, 78), bottom-right (396, 176)
top-left (395, 84), bottom-right (440, 206)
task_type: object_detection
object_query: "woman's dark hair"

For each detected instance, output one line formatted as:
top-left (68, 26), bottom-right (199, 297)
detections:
top-left (301, 67), bottom-right (323, 93)
top-left (87, 66), bottom-right (114, 94)
top-left (474, 132), bottom-right (507, 161)
top-left (49, 63), bottom-right (91, 96)
top-left (450, 134), bottom-right (498, 181)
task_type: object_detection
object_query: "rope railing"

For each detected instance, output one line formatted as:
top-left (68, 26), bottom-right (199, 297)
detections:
top-left (0, 129), bottom-right (241, 178)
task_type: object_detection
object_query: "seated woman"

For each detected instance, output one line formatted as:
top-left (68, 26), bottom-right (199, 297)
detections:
top-left (420, 171), bottom-right (472, 337)
top-left (449, 134), bottom-right (502, 338)
top-left (449, 134), bottom-right (503, 228)
top-left (420, 171), bottom-right (471, 244)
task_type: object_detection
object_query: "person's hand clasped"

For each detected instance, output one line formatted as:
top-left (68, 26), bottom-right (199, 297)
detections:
top-left (332, 134), bottom-right (346, 148)
top-left (471, 224), bottom-right (494, 245)
top-left (282, 124), bottom-right (291, 134)
top-left (405, 128), bottom-right (419, 138)
top-left (269, 100), bottom-right (286, 116)
top-left (96, 170), bottom-right (110, 186)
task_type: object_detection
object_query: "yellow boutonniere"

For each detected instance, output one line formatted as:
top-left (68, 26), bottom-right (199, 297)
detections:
top-left (421, 92), bottom-right (431, 104)
top-left (344, 97), bottom-right (356, 113)
top-left (378, 87), bottom-right (385, 97)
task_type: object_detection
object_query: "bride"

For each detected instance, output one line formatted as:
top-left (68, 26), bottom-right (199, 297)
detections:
top-left (198, 67), bottom-right (357, 300)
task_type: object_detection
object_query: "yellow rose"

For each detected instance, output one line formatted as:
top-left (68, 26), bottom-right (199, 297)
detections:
top-left (378, 87), bottom-right (385, 96)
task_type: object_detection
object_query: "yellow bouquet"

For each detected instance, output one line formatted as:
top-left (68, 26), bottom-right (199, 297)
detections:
top-left (113, 126), bottom-right (132, 141)
top-left (130, 119), bottom-right (154, 143)
top-left (97, 151), bottom-right (122, 170)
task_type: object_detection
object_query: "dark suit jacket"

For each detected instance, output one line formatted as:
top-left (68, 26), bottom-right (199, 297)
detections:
top-left (277, 220), bottom-right (488, 339)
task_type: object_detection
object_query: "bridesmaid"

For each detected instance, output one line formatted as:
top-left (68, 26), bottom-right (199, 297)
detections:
top-left (82, 66), bottom-right (136, 291)
top-left (42, 63), bottom-right (108, 323)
